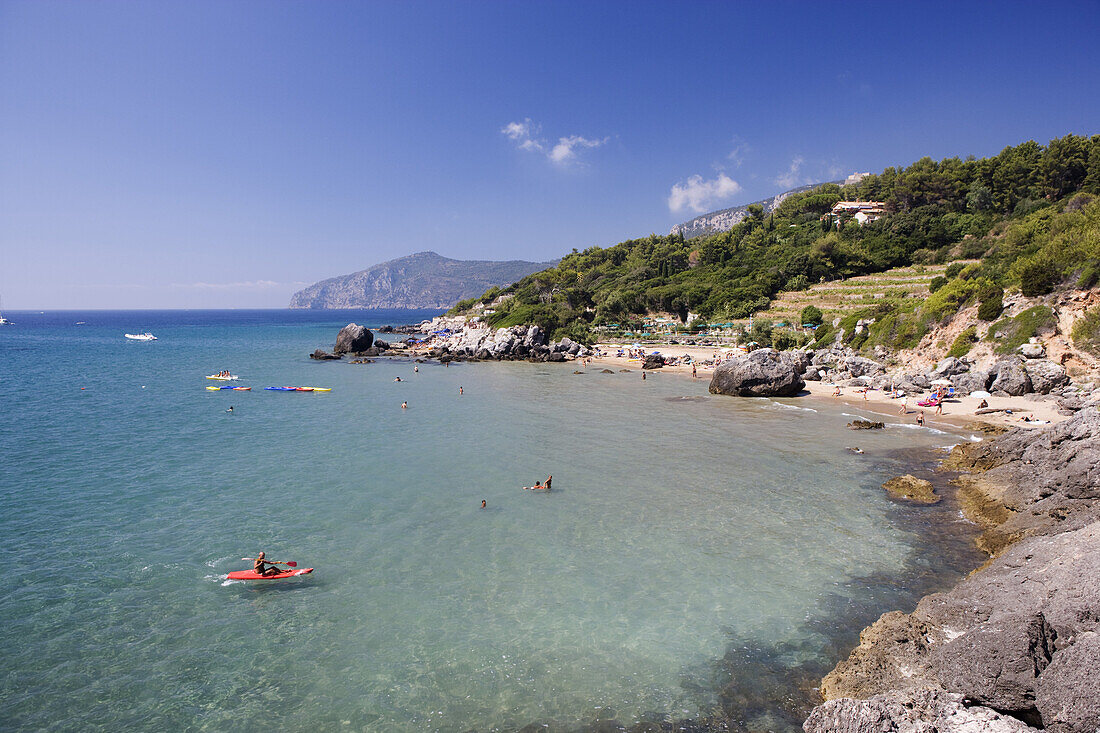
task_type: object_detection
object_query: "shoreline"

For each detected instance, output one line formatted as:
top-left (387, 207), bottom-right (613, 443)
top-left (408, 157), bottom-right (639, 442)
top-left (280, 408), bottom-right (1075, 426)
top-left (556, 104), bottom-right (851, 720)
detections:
top-left (586, 342), bottom-right (1068, 431)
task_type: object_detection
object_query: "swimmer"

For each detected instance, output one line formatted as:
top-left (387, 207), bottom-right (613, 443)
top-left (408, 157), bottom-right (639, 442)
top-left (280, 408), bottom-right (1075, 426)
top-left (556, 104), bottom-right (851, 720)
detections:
top-left (481, 499), bottom-right (487, 509)
top-left (846, 446), bottom-right (864, 454)
top-left (226, 406), bottom-right (234, 413)
top-left (401, 401), bottom-right (408, 409)
top-left (394, 376), bottom-right (402, 382)
top-left (524, 481), bottom-right (548, 490)
top-left (545, 475), bottom-right (552, 489)
top-left (414, 365), bottom-right (418, 372)
top-left (459, 386), bottom-right (463, 395)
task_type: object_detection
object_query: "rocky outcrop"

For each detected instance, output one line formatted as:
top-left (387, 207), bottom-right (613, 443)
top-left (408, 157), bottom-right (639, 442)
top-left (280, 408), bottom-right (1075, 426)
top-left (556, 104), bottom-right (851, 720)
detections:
top-left (709, 348), bottom-right (806, 397)
top-left (804, 689), bottom-right (1036, 733)
top-left (333, 323), bottom-right (374, 355)
top-left (642, 353), bottom-right (665, 369)
top-left (309, 349), bottom-right (339, 360)
top-left (809, 410), bottom-right (1100, 733)
top-left (411, 318), bottom-right (593, 362)
top-left (882, 475), bottom-right (939, 504)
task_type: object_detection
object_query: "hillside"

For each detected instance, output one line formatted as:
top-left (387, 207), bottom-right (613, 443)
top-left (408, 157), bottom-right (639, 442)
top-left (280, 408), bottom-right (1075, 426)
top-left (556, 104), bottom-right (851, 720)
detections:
top-left (453, 134), bottom-right (1100, 348)
top-left (289, 251), bottom-right (556, 309)
top-left (670, 181), bottom-right (837, 239)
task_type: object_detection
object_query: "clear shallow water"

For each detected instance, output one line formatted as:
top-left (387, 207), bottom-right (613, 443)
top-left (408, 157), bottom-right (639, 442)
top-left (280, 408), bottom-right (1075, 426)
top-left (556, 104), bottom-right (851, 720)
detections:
top-left (0, 311), bottom-right (982, 731)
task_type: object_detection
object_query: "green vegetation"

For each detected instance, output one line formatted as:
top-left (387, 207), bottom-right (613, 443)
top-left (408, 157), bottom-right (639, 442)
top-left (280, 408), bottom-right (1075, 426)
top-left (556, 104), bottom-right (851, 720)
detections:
top-left (1071, 306), bottom-right (1100, 356)
top-left (947, 326), bottom-right (979, 358)
top-left (451, 135), bottom-right (1100, 342)
top-left (988, 306), bottom-right (1056, 354)
top-left (800, 305), bottom-right (823, 327)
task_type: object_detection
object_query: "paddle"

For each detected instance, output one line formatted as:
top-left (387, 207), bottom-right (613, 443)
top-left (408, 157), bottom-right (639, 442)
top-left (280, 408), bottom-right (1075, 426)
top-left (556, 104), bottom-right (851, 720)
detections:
top-left (241, 557), bottom-right (298, 567)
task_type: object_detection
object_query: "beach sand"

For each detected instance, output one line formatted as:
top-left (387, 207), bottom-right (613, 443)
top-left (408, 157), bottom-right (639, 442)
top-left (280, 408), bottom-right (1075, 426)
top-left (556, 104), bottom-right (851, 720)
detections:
top-left (588, 343), bottom-right (1066, 431)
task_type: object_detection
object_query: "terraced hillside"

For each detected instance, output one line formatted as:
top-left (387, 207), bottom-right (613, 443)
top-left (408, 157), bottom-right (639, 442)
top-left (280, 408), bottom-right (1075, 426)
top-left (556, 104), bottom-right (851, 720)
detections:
top-left (753, 263), bottom-right (973, 326)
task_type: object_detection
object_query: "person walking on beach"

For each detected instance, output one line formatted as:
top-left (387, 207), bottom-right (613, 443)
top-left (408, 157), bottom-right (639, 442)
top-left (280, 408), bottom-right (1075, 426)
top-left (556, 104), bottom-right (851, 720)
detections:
top-left (692, 364), bottom-right (697, 378)
top-left (900, 396), bottom-right (908, 414)
top-left (935, 400), bottom-right (943, 416)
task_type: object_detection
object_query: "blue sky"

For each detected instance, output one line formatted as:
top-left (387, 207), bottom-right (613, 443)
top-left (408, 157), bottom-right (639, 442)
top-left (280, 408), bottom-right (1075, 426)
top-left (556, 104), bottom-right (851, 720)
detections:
top-left (2, 1), bottom-right (1098, 308)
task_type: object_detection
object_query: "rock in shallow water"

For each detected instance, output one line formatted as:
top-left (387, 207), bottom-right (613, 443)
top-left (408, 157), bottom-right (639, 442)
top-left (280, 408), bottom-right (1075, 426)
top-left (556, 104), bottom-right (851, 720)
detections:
top-left (709, 349), bottom-right (805, 397)
top-left (882, 475), bottom-right (939, 504)
top-left (333, 323), bottom-right (374, 355)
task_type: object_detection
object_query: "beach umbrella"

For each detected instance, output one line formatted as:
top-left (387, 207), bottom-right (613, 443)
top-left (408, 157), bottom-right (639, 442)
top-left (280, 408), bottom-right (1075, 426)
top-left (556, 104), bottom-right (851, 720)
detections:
top-left (930, 379), bottom-right (952, 386)
top-left (970, 390), bottom-right (992, 399)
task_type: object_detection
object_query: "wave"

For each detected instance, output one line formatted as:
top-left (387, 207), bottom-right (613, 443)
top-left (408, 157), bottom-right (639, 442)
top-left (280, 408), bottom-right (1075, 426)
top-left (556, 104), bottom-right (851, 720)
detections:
top-left (766, 401), bottom-right (817, 412)
top-left (888, 422), bottom-right (949, 435)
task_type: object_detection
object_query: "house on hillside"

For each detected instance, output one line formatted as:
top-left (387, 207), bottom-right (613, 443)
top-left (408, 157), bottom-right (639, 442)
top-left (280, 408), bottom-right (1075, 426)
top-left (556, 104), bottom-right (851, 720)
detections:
top-left (830, 200), bottom-right (886, 226)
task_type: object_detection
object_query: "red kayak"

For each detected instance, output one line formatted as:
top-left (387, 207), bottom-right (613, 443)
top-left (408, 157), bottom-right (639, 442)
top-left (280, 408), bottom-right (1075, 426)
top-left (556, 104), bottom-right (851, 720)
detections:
top-left (227, 567), bottom-right (313, 581)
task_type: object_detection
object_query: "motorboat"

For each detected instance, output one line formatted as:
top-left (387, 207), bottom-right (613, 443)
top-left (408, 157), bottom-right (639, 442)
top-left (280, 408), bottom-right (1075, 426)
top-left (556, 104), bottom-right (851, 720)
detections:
top-left (125, 332), bottom-right (157, 341)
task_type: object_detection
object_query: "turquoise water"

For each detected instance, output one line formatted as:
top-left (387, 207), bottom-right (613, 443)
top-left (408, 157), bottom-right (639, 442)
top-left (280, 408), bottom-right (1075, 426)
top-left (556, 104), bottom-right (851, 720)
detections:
top-left (0, 311), bottom-right (982, 731)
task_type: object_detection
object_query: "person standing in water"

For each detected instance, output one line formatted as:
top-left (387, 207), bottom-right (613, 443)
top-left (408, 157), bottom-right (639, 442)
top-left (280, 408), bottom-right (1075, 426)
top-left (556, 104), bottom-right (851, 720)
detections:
top-left (401, 401), bottom-right (408, 409)
top-left (459, 386), bottom-right (463, 395)
top-left (480, 499), bottom-right (486, 509)
top-left (545, 475), bottom-right (552, 490)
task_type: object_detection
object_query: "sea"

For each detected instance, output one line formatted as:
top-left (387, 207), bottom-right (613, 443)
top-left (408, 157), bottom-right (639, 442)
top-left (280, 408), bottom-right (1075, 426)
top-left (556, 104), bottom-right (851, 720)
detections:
top-left (0, 309), bottom-right (985, 732)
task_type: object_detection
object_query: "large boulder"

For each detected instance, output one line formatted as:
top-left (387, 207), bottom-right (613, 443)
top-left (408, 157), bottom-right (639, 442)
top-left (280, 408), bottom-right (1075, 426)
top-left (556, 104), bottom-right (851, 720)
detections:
top-left (779, 349), bottom-right (813, 376)
top-left (882, 475), bottom-right (939, 504)
top-left (954, 367), bottom-right (993, 395)
top-left (641, 353), bottom-right (665, 369)
top-left (990, 357), bottom-right (1033, 396)
top-left (708, 348), bottom-right (805, 397)
top-left (1023, 360), bottom-right (1069, 395)
top-left (843, 356), bottom-right (886, 378)
top-left (333, 323), bottom-right (374, 355)
top-left (929, 356), bottom-right (970, 379)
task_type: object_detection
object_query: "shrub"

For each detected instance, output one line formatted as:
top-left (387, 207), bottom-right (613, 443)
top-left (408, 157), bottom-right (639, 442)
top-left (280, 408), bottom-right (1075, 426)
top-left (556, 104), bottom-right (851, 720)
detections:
top-left (1017, 258), bottom-right (1060, 296)
top-left (944, 262), bottom-right (966, 278)
top-left (977, 286), bottom-right (1004, 321)
top-left (947, 326), bottom-right (979, 358)
top-left (990, 306), bottom-right (1056, 354)
top-left (785, 274), bottom-right (810, 291)
top-left (800, 305), bottom-right (824, 327)
top-left (1071, 306), bottom-right (1100, 356)
top-left (929, 276), bottom-right (948, 293)
top-left (1076, 260), bottom-right (1100, 289)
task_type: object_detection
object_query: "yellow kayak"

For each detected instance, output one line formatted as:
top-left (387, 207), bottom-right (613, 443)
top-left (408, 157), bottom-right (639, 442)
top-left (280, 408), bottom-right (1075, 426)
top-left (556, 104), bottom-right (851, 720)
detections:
top-left (301, 387), bottom-right (332, 392)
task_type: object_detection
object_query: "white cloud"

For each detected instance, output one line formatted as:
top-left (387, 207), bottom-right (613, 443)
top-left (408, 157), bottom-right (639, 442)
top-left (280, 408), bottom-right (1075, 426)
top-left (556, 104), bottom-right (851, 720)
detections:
top-left (668, 173), bottom-right (742, 214)
top-left (548, 135), bottom-right (607, 165)
top-left (726, 135), bottom-right (751, 167)
top-left (501, 119), bottom-right (606, 166)
top-left (774, 156), bottom-right (807, 189)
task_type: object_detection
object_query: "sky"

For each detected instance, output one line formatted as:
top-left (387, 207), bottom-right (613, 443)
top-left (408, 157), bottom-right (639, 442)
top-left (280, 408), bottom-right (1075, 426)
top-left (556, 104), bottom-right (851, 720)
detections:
top-left (1, 1), bottom-right (1099, 309)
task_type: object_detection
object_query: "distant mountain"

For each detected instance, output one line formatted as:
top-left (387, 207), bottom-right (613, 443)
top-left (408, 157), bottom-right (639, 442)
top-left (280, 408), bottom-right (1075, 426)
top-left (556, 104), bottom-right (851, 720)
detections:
top-left (670, 181), bottom-right (840, 239)
top-left (289, 251), bottom-right (557, 309)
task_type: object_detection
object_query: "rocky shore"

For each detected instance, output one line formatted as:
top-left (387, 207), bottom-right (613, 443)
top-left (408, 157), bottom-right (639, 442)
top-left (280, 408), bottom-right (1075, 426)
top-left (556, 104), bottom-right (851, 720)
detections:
top-left (804, 408), bottom-right (1100, 733)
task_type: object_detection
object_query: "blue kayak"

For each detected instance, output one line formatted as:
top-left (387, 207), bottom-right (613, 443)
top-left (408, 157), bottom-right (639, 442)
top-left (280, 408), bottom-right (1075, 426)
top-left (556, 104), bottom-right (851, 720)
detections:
top-left (265, 386), bottom-right (298, 391)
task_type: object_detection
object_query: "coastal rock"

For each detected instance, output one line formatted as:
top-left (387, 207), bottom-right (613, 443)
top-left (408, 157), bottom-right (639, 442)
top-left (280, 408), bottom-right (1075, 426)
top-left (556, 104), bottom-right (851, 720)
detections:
top-left (642, 353), bottom-right (665, 369)
top-left (882, 475), bottom-right (939, 504)
top-left (804, 689), bottom-right (1037, 733)
top-left (1020, 342), bottom-right (1046, 359)
top-left (929, 356), bottom-right (970, 379)
top-left (848, 420), bottom-right (885, 430)
top-left (377, 325), bottom-right (394, 333)
top-left (990, 357), bottom-right (1033, 396)
top-left (1023, 360), bottom-right (1069, 395)
top-left (779, 350), bottom-right (813, 376)
top-left (708, 348), bottom-right (805, 397)
top-left (333, 323), bottom-right (374, 355)
top-left (601, 369), bottom-right (615, 374)
top-left (843, 356), bottom-right (885, 378)
top-left (310, 349), bottom-right (339, 360)
top-left (1034, 632), bottom-right (1100, 733)
top-left (954, 367), bottom-right (993, 395)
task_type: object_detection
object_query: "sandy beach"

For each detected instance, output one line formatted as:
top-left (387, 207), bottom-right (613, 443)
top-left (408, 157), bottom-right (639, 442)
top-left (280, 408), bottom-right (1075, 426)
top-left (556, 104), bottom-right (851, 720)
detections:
top-left (588, 343), bottom-right (1066, 431)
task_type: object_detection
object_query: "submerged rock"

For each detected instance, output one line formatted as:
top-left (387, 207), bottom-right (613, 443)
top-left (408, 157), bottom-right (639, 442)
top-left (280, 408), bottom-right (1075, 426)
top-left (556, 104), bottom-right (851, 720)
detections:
top-left (882, 475), bottom-right (939, 504)
top-left (709, 349), bottom-right (805, 397)
top-left (309, 349), bottom-right (339, 360)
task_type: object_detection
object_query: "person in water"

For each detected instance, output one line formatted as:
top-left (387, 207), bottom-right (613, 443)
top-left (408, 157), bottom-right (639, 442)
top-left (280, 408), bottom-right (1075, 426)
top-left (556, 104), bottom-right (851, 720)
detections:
top-left (226, 406), bottom-right (234, 413)
top-left (401, 401), bottom-right (408, 409)
top-left (916, 410), bottom-right (925, 427)
top-left (545, 475), bottom-right (552, 489)
top-left (253, 552), bottom-right (282, 577)
top-left (481, 499), bottom-right (487, 508)
top-left (394, 376), bottom-right (402, 382)
top-left (524, 481), bottom-right (546, 490)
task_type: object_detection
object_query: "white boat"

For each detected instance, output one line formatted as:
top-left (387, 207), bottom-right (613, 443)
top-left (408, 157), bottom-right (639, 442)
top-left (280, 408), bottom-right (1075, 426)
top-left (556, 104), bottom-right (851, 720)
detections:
top-left (0, 296), bottom-right (10, 325)
top-left (125, 332), bottom-right (157, 341)
top-left (206, 374), bottom-right (240, 381)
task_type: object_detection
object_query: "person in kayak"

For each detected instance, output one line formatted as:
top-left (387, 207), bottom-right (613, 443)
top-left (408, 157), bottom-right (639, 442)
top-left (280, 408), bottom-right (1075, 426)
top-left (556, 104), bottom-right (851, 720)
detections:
top-left (253, 552), bottom-right (282, 577)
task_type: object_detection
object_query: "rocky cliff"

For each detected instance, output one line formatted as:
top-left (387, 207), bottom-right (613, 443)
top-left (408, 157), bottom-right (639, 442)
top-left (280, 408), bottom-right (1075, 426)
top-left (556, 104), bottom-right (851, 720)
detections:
top-left (289, 251), bottom-right (555, 309)
top-left (805, 409), bottom-right (1100, 733)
